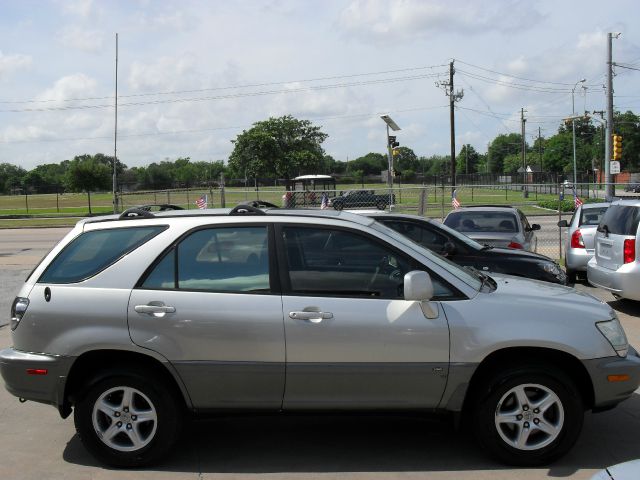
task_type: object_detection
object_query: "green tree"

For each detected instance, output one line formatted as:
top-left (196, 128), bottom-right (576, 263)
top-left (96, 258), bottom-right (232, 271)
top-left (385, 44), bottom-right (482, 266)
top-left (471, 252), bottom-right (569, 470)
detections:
top-left (487, 133), bottom-right (523, 173)
top-left (228, 115), bottom-right (328, 180)
top-left (502, 153), bottom-right (523, 174)
top-left (0, 163), bottom-right (26, 194)
top-left (393, 146), bottom-right (419, 173)
top-left (456, 144), bottom-right (480, 174)
top-left (347, 152), bottom-right (386, 175)
top-left (65, 155), bottom-right (112, 193)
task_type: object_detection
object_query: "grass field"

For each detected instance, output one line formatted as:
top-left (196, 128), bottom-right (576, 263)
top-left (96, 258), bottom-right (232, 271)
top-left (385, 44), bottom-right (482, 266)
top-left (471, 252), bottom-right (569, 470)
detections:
top-left (0, 183), bottom-right (573, 228)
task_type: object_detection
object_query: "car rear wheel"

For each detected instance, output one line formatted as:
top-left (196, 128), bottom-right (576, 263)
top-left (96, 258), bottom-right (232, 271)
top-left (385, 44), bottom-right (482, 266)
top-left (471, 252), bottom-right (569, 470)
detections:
top-left (472, 366), bottom-right (583, 466)
top-left (74, 372), bottom-right (182, 467)
top-left (333, 202), bottom-right (343, 211)
top-left (376, 200), bottom-right (387, 210)
top-left (565, 269), bottom-right (577, 284)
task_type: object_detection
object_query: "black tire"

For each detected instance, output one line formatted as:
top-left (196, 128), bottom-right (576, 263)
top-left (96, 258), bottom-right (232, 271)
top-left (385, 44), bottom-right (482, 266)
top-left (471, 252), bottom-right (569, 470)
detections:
top-left (471, 366), bottom-right (583, 466)
top-left (74, 372), bottom-right (182, 467)
top-left (333, 202), bottom-right (344, 211)
top-left (565, 269), bottom-right (577, 284)
top-left (376, 200), bottom-right (387, 210)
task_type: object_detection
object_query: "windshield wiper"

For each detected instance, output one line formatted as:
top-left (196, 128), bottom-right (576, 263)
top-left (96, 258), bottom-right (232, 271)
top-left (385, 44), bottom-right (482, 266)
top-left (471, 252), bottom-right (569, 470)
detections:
top-left (464, 266), bottom-right (496, 291)
top-left (481, 244), bottom-right (494, 250)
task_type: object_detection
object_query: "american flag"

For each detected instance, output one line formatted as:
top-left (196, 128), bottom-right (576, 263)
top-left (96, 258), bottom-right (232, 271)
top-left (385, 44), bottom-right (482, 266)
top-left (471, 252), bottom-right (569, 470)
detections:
top-left (195, 194), bottom-right (208, 209)
top-left (320, 193), bottom-right (328, 210)
top-left (451, 189), bottom-right (461, 209)
top-left (574, 192), bottom-right (584, 209)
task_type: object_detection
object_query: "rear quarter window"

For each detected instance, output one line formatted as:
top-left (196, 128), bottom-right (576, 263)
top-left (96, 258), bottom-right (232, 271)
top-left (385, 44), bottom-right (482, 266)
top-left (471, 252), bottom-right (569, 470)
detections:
top-left (38, 226), bottom-right (166, 284)
top-left (600, 205), bottom-right (640, 235)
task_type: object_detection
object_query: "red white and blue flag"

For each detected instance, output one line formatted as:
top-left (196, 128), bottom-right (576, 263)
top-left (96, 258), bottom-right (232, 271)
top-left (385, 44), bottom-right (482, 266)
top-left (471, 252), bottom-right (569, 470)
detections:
top-left (452, 189), bottom-right (461, 209)
top-left (195, 194), bottom-right (208, 209)
top-left (320, 193), bottom-right (329, 210)
top-left (574, 192), bottom-right (584, 209)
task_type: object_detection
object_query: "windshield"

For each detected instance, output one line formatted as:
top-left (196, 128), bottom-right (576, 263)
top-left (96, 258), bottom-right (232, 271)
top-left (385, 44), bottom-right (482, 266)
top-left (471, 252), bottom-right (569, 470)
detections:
top-left (444, 211), bottom-right (519, 233)
top-left (371, 221), bottom-right (483, 291)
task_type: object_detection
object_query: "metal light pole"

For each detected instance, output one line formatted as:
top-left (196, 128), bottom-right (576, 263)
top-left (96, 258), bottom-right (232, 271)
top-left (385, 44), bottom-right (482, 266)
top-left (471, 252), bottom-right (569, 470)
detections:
top-left (571, 78), bottom-right (586, 187)
top-left (380, 114), bottom-right (401, 210)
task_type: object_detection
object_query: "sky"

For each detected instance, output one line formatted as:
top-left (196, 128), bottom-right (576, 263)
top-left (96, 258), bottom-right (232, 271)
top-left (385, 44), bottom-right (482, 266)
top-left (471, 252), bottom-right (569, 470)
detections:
top-left (0, 0), bottom-right (639, 171)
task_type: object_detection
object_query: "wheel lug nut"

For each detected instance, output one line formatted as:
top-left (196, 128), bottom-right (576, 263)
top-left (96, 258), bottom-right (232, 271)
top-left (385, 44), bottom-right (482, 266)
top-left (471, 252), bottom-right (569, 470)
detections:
top-left (131, 415), bottom-right (137, 421)
top-left (524, 422), bottom-right (530, 428)
top-left (533, 408), bottom-right (539, 414)
top-left (116, 421), bottom-right (122, 427)
top-left (516, 414), bottom-right (523, 420)
top-left (523, 405), bottom-right (529, 411)
top-left (123, 407), bottom-right (129, 413)
top-left (114, 412), bottom-right (120, 417)
top-left (126, 423), bottom-right (132, 430)
top-left (534, 418), bottom-right (540, 425)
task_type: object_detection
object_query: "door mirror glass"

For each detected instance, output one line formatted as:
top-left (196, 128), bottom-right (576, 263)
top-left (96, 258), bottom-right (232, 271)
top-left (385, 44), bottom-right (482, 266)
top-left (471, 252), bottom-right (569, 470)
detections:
top-left (404, 270), bottom-right (434, 301)
top-left (531, 224), bottom-right (541, 231)
top-left (557, 220), bottom-right (568, 228)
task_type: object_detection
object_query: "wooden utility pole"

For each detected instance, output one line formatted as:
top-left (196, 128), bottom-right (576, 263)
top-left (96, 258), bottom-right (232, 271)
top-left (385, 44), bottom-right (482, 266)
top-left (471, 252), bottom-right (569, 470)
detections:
top-left (438, 61), bottom-right (463, 193)
top-left (521, 108), bottom-right (527, 195)
top-left (113, 33), bottom-right (119, 213)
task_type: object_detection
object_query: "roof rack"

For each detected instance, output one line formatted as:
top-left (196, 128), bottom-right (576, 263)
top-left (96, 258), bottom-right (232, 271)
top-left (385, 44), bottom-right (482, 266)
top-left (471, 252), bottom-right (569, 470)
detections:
top-left (119, 208), bottom-right (155, 219)
top-left (229, 204), bottom-right (266, 216)
top-left (457, 204), bottom-right (514, 209)
top-left (139, 204), bottom-right (185, 212)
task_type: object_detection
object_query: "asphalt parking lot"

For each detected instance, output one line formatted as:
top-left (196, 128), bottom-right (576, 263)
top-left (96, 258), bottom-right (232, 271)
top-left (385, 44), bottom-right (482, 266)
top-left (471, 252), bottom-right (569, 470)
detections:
top-left (1, 226), bottom-right (639, 479)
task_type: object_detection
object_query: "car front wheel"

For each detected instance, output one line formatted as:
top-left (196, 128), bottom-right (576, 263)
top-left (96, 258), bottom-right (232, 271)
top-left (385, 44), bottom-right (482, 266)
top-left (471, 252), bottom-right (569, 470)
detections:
top-left (472, 367), bottom-right (583, 466)
top-left (74, 372), bottom-right (182, 467)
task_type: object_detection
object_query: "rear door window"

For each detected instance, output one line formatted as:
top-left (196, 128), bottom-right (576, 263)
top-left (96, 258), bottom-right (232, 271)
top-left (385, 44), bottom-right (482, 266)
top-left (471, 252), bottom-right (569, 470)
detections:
top-left (39, 226), bottom-right (166, 284)
top-left (599, 205), bottom-right (640, 235)
top-left (580, 207), bottom-right (608, 226)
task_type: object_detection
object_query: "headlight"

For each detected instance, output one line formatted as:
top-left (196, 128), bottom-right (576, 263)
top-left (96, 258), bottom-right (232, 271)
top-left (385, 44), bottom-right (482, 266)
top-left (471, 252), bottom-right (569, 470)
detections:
top-left (540, 262), bottom-right (561, 276)
top-left (596, 318), bottom-right (628, 357)
top-left (10, 297), bottom-right (29, 331)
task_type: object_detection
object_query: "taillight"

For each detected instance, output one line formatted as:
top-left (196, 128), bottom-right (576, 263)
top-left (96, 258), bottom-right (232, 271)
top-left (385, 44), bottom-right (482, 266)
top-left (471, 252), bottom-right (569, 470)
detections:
top-left (624, 239), bottom-right (636, 264)
top-left (571, 229), bottom-right (585, 249)
top-left (10, 297), bottom-right (29, 331)
top-left (508, 241), bottom-right (523, 249)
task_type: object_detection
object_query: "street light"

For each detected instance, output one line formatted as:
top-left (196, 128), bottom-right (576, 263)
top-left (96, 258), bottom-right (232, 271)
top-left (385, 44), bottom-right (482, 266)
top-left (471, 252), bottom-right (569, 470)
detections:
top-left (380, 115), bottom-right (401, 209)
top-left (571, 78), bottom-right (586, 186)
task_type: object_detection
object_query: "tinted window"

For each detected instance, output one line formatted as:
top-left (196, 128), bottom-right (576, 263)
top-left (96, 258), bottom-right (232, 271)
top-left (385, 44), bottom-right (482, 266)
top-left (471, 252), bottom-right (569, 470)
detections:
top-left (39, 226), bottom-right (165, 284)
top-left (444, 211), bottom-right (519, 233)
top-left (381, 220), bottom-right (449, 252)
top-left (282, 226), bottom-right (456, 299)
top-left (143, 226), bottom-right (270, 293)
top-left (600, 205), bottom-right (640, 235)
top-left (580, 207), bottom-right (608, 226)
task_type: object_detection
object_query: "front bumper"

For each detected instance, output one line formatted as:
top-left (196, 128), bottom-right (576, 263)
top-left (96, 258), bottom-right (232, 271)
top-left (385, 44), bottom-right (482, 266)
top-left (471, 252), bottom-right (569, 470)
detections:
top-left (0, 348), bottom-right (74, 414)
top-left (583, 346), bottom-right (640, 410)
top-left (587, 260), bottom-right (640, 300)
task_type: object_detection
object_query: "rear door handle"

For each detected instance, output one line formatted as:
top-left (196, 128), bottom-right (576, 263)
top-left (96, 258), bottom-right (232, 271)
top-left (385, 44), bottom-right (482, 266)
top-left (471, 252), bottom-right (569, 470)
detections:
top-left (135, 303), bottom-right (176, 316)
top-left (289, 311), bottom-right (333, 323)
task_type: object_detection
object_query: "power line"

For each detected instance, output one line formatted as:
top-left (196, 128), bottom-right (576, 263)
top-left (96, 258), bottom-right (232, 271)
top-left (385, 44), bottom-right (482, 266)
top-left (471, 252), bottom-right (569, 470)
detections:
top-left (0, 72), bottom-right (446, 113)
top-left (0, 64), bottom-right (449, 105)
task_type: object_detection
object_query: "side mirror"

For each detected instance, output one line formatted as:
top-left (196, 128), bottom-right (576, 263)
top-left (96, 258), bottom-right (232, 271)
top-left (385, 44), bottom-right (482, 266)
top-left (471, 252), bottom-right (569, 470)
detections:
top-left (404, 271), bottom-right (438, 319)
top-left (443, 241), bottom-right (457, 256)
top-left (531, 224), bottom-right (541, 231)
top-left (557, 220), bottom-right (568, 228)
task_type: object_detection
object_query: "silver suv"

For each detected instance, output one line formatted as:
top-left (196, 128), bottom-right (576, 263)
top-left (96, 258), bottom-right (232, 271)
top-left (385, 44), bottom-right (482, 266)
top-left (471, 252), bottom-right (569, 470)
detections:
top-left (588, 199), bottom-right (640, 300)
top-left (2, 205), bottom-right (639, 467)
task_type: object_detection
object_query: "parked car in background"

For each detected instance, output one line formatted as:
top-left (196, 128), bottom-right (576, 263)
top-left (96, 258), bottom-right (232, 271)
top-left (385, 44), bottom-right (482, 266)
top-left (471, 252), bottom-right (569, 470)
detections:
top-left (443, 206), bottom-right (540, 252)
top-left (328, 190), bottom-right (394, 210)
top-left (2, 205), bottom-right (638, 468)
top-left (588, 199), bottom-right (640, 300)
top-left (558, 202), bottom-right (610, 283)
top-left (365, 212), bottom-right (566, 284)
top-left (624, 184), bottom-right (640, 193)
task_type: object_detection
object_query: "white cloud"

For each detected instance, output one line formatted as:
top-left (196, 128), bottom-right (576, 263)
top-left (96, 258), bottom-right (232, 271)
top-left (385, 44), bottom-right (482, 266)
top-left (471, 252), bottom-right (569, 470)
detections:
top-left (60, 0), bottom-right (94, 18)
top-left (2, 125), bottom-right (55, 143)
top-left (138, 10), bottom-right (192, 31)
top-left (37, 73), bottom-right (98, 103)
top-left (58, 26), bottom-right (104, 53)
top-left (127, 56), bottom-right (197, 91)
top-left (338, 0), bottom-right (545, 43)
top-left (0, 51), bottom-right (32, 80)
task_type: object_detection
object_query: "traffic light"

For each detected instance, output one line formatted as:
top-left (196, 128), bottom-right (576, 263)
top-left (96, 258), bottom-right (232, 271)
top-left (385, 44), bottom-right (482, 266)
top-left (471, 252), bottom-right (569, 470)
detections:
top-left (392, 147), bottom-right (400, 156)
top-left (613, 134), bottom-right (623, 160)
top-left (388, 135), bottom-right (399, 148)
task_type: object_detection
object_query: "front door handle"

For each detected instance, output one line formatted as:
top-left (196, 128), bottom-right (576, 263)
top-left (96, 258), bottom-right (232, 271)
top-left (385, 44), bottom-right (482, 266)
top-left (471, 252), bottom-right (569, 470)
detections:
top-left (289, 311), bottom-right (333, 323)
top-left (135, 303), bottom-right (176, 317)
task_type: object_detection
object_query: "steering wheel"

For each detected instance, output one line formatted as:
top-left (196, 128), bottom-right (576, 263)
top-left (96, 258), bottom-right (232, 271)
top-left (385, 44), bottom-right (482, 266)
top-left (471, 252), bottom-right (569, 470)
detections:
top-left (368, 256), bottom-right (402, 291)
